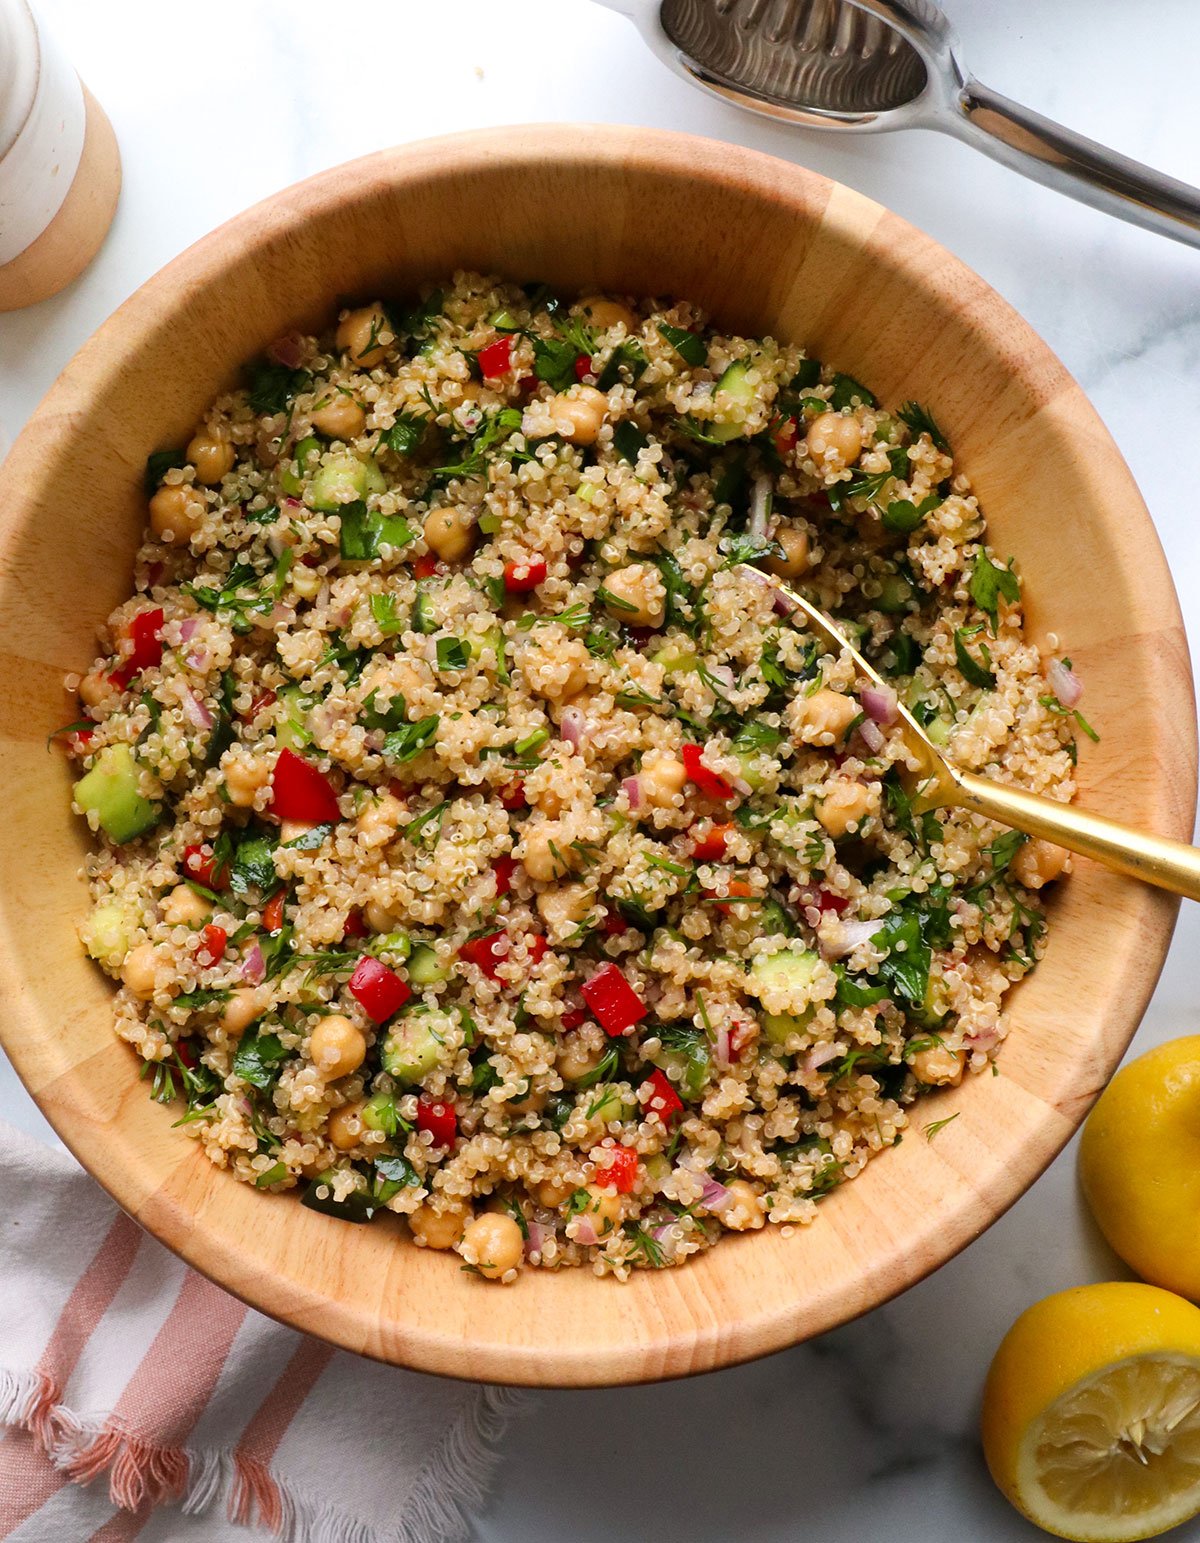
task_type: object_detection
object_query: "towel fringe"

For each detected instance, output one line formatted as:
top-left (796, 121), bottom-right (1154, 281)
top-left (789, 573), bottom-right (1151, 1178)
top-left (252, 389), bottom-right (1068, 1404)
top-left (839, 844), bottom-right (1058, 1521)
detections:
top-left (0, 1368), bottom-right (59, 1443)
top-left (394, 1384), bottom-right (530, 1543)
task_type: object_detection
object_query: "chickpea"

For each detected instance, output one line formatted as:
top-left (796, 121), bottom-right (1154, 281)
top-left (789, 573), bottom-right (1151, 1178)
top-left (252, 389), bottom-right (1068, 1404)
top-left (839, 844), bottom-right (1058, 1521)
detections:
top-left (364, 899), bottom-right (399, 934)
top-left (817, 780), bottom-right (879, 838)
top-left (911, 1046), bottom-right (966, 1087)
top-left (601, 563), bottom-right (665, 628)
top-left (336, 303), bottom-right (391, 369)
top-left (222, 751), bottom-right (271, 808)
top-left (461, 1212), bottom-right (524, 1279)
top-left (536, 883), bottom-right (593, 940)
top-left (310, 1015), bottom-right (367, 1080)
top-left (328, 1099), bottom-right (367, 1151)
top-left (121, 942), bottom-right (159, 999)
top-left (789, 688), bottom-right (860, 747)
top-left (807, 411), bottom-right (863, 467)
top-left (185, 425), bottom-right (235, 486)
top-left (519, 820), bottom-right (578, 883)
top-left (521, 634), bottom-right (591, 701)
top-left (507, 1081), bottom-right (548, 1117)
top-left (77, 669), bottom-right (111, 708)
top-left (279, 819), bottom-right (316, 844)
top-left (221, 986), bottom-right (271, 1035)
top-left (527, 1172), bottom-right (577, 1209)
top-left (356, 793), bottom-right (404, 847)
top-left (638, 751), bottom-right (687, 810)
top-left (576, 295), bottom-right (639, 333)
top-left (161, 884), bottom-right (212, 929)
top-left (711, 1178), bottom-right (766, 1231)
top-left (764, 524), bottom-right (811, 579)
top-left (1012, 838), bottom-right (1070, 891)
top-left (423, 505), bottom-right (476, 564)
top-left (557, 1030), bottom-right (606, 1084)
top-left (149, 485), bottom-right (207, 546)
top-left (542, 387), bottom-right (608, 445)
top-left (409, 1203), bottom-right (468, 1250)
top-left (573, 1185), bottom-right (622, 1242)
top-left (311, 388), bottom-right (366, 441)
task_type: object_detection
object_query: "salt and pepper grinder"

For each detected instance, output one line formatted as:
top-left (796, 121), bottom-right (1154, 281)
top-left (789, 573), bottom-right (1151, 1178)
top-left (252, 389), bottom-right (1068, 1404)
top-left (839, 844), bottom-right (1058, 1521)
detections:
top-left (0, 0), bottom-right (120, 311)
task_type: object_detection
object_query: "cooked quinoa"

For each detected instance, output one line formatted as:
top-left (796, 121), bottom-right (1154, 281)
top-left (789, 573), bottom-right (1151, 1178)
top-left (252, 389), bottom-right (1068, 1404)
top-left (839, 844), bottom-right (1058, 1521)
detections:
top-left (63, 272), bottom-right (1083, 1283)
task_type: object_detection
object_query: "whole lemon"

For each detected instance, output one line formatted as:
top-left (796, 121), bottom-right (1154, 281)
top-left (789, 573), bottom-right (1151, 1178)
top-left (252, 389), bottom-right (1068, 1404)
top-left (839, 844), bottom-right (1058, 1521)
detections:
top-left (1079, 1035), bottom-right (1200, 1299)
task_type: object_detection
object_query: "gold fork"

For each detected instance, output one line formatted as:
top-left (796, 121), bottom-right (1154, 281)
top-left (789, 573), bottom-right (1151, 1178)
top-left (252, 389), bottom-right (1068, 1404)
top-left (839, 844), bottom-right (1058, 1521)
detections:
top-left (749, 570), bottom-right (1200, 902)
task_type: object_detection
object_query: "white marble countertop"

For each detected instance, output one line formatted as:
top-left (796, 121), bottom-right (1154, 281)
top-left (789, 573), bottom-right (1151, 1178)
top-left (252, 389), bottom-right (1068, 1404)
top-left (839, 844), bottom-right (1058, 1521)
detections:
top-left (3, 1), bottom-right (1200, 1538)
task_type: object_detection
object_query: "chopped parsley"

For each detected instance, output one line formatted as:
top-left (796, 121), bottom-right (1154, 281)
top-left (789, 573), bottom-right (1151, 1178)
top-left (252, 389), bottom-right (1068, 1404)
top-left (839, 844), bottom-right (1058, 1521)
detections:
top-left (897, 401), bottom-right (949, 452)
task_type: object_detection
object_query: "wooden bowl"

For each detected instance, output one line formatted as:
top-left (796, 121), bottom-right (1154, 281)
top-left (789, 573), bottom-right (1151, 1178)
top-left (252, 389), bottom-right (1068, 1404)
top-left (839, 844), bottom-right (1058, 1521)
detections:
top-left (0, 126), bottom-right (1193, 1387)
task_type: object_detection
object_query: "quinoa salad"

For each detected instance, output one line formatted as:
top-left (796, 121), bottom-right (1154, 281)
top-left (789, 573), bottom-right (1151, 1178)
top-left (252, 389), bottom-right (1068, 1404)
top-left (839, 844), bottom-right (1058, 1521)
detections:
top-left (62, 273), bottom-right (1090, 1284)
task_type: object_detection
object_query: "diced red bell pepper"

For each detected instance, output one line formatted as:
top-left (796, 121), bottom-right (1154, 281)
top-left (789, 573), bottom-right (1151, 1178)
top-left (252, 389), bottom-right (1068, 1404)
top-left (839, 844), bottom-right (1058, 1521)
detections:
top-left (342, 907), bottom-right (368, 940)
top-left (503, 556), bottom-right (547, 593)
top-left (602, 909), bottom-right (628, 936)
top-left (729, 1018), bottom-right (757, 1060)
top-left (516, 373), bottom-right (537, 394)
top-left (348, 955), bottom-right (411, 1022)
top-left (573, 354), bottom-right (595, 382)
top-left (599, 1144), bottom-right (640, 1194)
top-left (477, 335), bottom-right (514, 379)
top-left (269, 748), bottom-right (341, 824)
top-left (459, 931), bottom-right (507, 980)
top-left (387, 779), bottom-right (408, 802)
top-left (644, 1068), bottom-right (684, 1122)
top-left (412, 551), bottom-right (439, 580)
top-left (262, 889), bottom-right (286, 934)
top-left (492, 855), bottom-right (517, 896)
top-left (526, 934), bottom-right (549, 966)
top-left (175, 1039), bottom-right (197, 1069)
top-left (196, 924), bottom-right (227, 964)
top-left (704, 878), bottom-right (756, 915)
top-left (771, 415), bottom-right (799, 458)
top-left (682, 743), bottom-right (734, 801)
top-left (245, 688), bottom-right (277, 721)
top-left (582, 963), bottom-right (647, 1038)
top-left (499, 779), bottom-right (527, 811)
top-left (416, 1097), bottom-right (457, 1147)
top-left (559, 1007), bottom-right (587, 1032)
top-left (689, 821), bottom-right (733, 861)
top-left (817, 888), bottom-right (849, 915)
top-left (109, 607), bottom-right (165, 689)
top-left (183, 842), bottom-right (228, 891)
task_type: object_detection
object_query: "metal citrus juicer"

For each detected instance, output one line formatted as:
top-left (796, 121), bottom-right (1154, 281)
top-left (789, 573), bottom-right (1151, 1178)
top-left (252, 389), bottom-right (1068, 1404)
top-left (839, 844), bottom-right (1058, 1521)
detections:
top-left (597, 0), bottom-right (1200, 248)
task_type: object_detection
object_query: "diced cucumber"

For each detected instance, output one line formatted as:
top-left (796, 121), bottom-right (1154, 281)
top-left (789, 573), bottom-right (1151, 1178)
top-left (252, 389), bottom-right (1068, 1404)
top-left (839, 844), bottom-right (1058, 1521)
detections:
top-left (650, 643), bottom-right (699, 675)
top-left (81, 899), bottom-right (136, 969)
top-left (374, 930), bottom-right (412, 962)
top-left (380, 1010), bottom-right (444, 1083)
top-left (735, 750), bottom-right (770, 791)
top-left (747, 948), bottom-right (821, 1000)
top-left (362, 1089), bottom-right (401, 1135)
top-left (708, 359), bottom-right (756, 443)
top-left (74, 744), bottom-right (160, 844)
top-left (470, 624), bottom-right (508, 684)
top-left (300, 1170), bottom-right (373, 1223)
top-left (762, 1008), bottom-right (815, 1046)
top-left (875, 574), bottom-right (914, 614)
top-left (642, 1152), bottom-right (672, 1182)
top-left (412, 588), bottom-right (437, 635)
top-left (580, 1082), bottom-right (634, 1122)
top-left (311, 453), bottom-right (386, 512)
top-left (279, 435), bottom-right (321, 496)
top-left (275, 683), bottom-right (314, 749)
top-left (407, 943), bottom-right (448, 986)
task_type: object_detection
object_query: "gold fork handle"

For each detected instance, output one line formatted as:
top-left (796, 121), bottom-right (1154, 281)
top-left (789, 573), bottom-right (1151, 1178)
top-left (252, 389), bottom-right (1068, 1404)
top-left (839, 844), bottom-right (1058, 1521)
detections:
top-left (950, 769), bottom-right (1200, 902)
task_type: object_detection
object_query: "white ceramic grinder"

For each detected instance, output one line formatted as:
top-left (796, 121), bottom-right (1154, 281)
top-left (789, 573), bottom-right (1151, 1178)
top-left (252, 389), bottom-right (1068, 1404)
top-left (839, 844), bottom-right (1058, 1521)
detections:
top-left (0, 0), bottom-right (120, 310)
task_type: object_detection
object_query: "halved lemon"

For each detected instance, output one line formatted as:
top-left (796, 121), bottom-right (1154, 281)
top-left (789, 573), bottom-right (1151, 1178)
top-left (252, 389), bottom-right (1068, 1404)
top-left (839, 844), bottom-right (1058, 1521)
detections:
top-left (982, 1283), bottom-right (1200, 1541)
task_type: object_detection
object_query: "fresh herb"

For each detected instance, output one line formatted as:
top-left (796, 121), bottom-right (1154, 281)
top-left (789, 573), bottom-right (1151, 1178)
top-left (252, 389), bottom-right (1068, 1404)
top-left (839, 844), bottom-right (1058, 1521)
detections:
top-left (391, 289), bottom-right (444, 341)
top-left (954, 627), bottom-right (996, 689)
top-left (923, 1112), bottom-right (960, 1141)
top-left (575, 1045), bottom-right (620, 1090)
top-left (833, 966), bottom-right (889, 1010)
top-left (339, 503), bottom-right (416, 561)
top-left (624, 1223), bottom-right (667, 1268)
top-left (282, 823), bottom-right (332, 851)
top-left (969, 550), bottom-right (1020, 632)
top-left (829, 374), bottom-right (877, 412)
top-left (228, 830), bottom-right (277, 898)
top-left (718, 531), bottom-right (783, 569)
top-left (713, 448), bottom-right (748, 510)
top-left (404, 799), bottom-right (450, 845)
top-left (382, 716), bottom-right (439, 762)
top-left (530, 335), bottom-right (579, 391)
top-left (383, 414), bottom-right (427, 456)
top-left (232, 1030), bottom-right (288, 1090)
top-left (255, 1162), bottom-right (289, 1189)
top-left (173, 987), bottom-right (232, 1010)
top-left (597, 339), bottom-right (648, 391)
top-left (597, 583), bottom-right (639, 615)
top-left (1039, 694), bottom-right (1100, 743)
top-left (361, 687), bottom-right (409, 733)
top-left (244, 503), bottom-right (281, 526)
top-left (248, 360), bottom-right (311, 415)
top-left (656, 1024), bottom-right (711, 1098)
top-left (144, 448), bottom-right (185, 494)
top-left (883, 632), bottom-right (919, 677)
top-left (657, 322), bottom-right (706, 366)
top-left (470, 1052), bottom-right (500, 1096)
top-left (373, 1155), bottom-right (420, 1204)
top-left (436, 636), bottom-right (470, 672)
top-left (370, 593), bottom-right (404, 635)
top-left (882, 492), bottom-right (941, 534)
top-left (613, 421), bottom-right (649, 464)
top-left (897, 401), bottom-right (949, 452)
top-left (790, 358), bottom-right (822, 390)
top-left (826, 449), bottom-right (908, 514)
top-left (732, 720), bottom-right (784, 755)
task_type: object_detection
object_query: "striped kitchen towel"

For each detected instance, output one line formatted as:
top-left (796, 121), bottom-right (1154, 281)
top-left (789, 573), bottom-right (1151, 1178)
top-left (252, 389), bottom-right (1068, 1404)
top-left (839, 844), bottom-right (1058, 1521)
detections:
top-left (0, 1120), bottom-right (524, 1542)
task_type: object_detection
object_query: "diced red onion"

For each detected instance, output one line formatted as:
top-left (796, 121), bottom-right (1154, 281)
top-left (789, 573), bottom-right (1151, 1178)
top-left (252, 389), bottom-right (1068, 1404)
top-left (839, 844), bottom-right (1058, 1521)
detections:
top-left (622, 775), bottom-right (643, 810)
top-left (180, 687), bottom-right (213, 730)
top-left (748, 474), bottom-right (774, 542)
top-left (706, 662), bottom-right (736, 691)
top-left (857, 718), bottom-right (885, 754)
top-left (713, 1025), bottom-right (731, 1069)
top-left (283, 496), bottom-right (305, 513)
top-left (560, 707), bottom-right (586, 749)
top-left (186, 650), bottom-right (209, 672)
top-left (179, 617), bottom-right (200, 643)
top-left (861, 684), bottom-right (898, 725)
top-left (820, 917), bottom-right (880, 960)
top-left (772, 587), bottom-right (798, 616)
top-left (1046, 657), bottom-right (1083, 708)
top-left (267, 524), bottom-right (292, 559)
top-left (524, 1220), bottom-right (551, 1258)
top-left (731, 775), bottom-right (754, 797)
top-left (266, 332), bottom-right (305, 368)
top-left (699, 1175), bottom-right (732, 1210)
top-left (650, 1222), bottom-right (675, 1244)
top-left (573, 1217), bottom-right (600, 1247)
top-left (240, 943), bottom-right (265, 985)
top-left (803, 1042), bottom-right (842, 1075)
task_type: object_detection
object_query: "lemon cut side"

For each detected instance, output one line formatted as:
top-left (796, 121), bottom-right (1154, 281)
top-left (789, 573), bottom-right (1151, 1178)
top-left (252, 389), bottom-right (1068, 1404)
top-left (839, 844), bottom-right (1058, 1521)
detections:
top-left (1019, 1353), bottom-right (1200, 1541)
